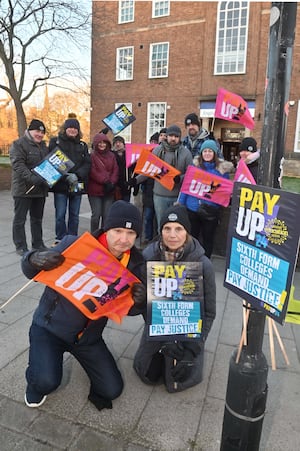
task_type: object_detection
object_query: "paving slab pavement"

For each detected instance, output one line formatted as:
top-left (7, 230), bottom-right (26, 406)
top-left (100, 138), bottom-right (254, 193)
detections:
top-left (0, 190), bottom-right (300, 450)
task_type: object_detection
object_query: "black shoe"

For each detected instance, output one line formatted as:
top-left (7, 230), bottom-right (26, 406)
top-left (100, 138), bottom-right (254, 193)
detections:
top-left (24, 393), bottom-right (47, 408)
top-left (32, 245), bottom-right (49, 251)
top-left (16, 248), bottom-right (28, 256)
top-left (88, 390), bottom-right (112, 411)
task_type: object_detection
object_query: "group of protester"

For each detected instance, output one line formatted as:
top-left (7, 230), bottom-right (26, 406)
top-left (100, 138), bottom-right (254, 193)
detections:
top-left (9, 113), bottom-right (259, 411)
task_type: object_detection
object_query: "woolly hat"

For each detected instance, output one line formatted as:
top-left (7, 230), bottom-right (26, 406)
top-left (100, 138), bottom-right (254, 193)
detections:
top-left (113, 135), bottom-right (125, 145)
top-left (185, 113), bottom-right (200, 128)
top-left (239, 137), bottom-right (257, 153)
top-left (150, 132), bottom-right (159, 143)
top-left (104, 200), bottom-right (142, 236)
top-left (166, 125), bottom-right (182, 137)
top-left (28, 119), bottom-right (46, 133)
top-left (93, 132), bottom-right (112, 150)
top-left (64, 118), bottom-right (80, 130)
top-left (159, 128), bottom-right (167, 134)
top-left (160, 205), bottom-right (191, 234)
top-left (200, 139), bottom-right (219, 154)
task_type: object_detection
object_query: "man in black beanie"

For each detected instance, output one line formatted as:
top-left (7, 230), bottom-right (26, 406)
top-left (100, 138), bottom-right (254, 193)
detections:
top-left (182, 113), bottom-right (209, 158)
top-left (21, 200), bottom-right (147, 411)
top-left (128, 124), bottom-right (193, 229)
top-left (9, 119), bottom-right (49, 255)
top-left (238, 137), bottom-right (260, 182)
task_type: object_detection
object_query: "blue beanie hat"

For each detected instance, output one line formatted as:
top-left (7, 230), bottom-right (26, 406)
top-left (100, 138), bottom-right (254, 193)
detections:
top-left (200, 139), bottom-right (219, 154)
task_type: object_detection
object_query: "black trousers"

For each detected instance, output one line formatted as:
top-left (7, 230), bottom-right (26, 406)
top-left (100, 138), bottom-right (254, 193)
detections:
top-left (187, 209), bottom-right (219, 258)
top-left (12, 196), bottom-right (46, 251)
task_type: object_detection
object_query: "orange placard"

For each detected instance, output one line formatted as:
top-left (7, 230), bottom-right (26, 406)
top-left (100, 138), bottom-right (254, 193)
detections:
top-left (134, 149), bottom-right (180, 191)
top-left (34, 232), bottom-right (140, 323)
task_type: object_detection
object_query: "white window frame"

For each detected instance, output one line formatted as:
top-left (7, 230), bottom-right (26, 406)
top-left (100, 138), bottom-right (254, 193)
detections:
top-left (118, 0), bottom-right (134, 24)
top-left (214, 1), bottom-right (249, 75)
top-left (147, 102), bottom-right (167, 143)
top-left (149, 42), bottom-right (169, 78)
top-left (116, 46), bottom-right (134, 81)
top-left (115, 103), bottom-right (132, 143)
top-left (294, 101), bottom-right (300, 152)
top-left (152, 0), bottom-right (170, 18)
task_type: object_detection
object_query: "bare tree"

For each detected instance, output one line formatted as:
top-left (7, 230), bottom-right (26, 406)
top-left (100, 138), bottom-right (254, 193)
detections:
top-left (0, 0), bottom-right (91, 136)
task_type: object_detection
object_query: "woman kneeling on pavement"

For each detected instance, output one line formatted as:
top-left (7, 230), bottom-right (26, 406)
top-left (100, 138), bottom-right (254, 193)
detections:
top-left (133, 205), bottom-right (216, 393)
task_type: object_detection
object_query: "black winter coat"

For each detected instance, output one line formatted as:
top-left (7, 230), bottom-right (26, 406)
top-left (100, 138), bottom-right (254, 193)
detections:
top-left (9, 131), bottom-right (49, 197)
top-left (22, 231), bottom-right (146, 345)
top-left (49, 133), bottom-right (91, 195)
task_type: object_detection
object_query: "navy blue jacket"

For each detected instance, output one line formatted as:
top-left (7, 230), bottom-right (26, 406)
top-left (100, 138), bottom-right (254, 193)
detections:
top-left (22, 232), bottom-right (146, 345)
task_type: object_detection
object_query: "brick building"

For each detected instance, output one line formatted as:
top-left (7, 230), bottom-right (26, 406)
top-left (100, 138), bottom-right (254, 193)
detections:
top-left (91, 1), bottom-right (300, 172)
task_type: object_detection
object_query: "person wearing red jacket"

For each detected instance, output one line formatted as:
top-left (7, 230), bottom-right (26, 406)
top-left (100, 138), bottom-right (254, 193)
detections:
top-left (88, 133), bottom-right (119, 232)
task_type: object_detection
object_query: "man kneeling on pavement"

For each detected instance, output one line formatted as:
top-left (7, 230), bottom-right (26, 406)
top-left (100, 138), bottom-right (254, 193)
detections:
top-left (22, 200), bottom-right (147, 410)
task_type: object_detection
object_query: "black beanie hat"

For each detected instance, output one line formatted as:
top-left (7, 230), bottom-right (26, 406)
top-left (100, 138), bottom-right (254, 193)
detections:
top-left (166, 124), bottom-right (182, 137)
top-left (160, 205), bottom-right (191, 234)
top-left (113, 135), bottom-right (125, 145)
top-left (239, 137), bottom-right (257, 153)
top-left (28, 119), bottom-right (46, 133)
top-left (104, 201), bottom-right (142, 236)
top-left (185, 113), bottom-right (200, 128)
top-left (64, 118), bottom-right (80, 130)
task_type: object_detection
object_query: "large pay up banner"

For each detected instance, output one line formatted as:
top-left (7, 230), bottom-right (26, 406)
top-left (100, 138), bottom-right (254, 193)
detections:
top-left (224, 182), bottom-right (300, 324)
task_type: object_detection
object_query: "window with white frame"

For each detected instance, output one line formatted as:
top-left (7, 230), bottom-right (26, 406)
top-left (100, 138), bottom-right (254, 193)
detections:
top-left (118, 0), bottom-right (134, 24)
top-left (147, 102), bottom-right (167, 142)
top-left (149, 42), bottom-right (169, 78)
top-left (115, 103), bottom-right (132, 143)
top-left (214, 1), bottom-right (249, 75)
top-left (116, 47), bottom-right (134, 81)
top-left (152, 0), bottom-right (170, 18)
top-left (294, 101), bottom-right (300, 152)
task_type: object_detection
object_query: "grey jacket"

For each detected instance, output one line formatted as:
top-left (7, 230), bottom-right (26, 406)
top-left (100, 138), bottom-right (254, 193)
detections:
top-left (136, 140), bottom-right (193, 198)
top-left (9, 131), bottom-right (49, 197)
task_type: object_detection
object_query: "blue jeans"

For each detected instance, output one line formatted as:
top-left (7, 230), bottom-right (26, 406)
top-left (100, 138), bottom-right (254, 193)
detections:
top-left (26, 324), bottom-right (123, 400)
top-left (144, 206), bottom-right (155, 241)
top-left (153, 194), bottom-right (177, 232)
top-left (54, 193), bottom-right (82, 240)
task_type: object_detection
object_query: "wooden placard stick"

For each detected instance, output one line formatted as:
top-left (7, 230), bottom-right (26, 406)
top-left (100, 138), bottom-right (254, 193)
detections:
top-left (268, 317), bottom-right (276, 370)
top-left (235, 301), bottom-right (250, 364)
top-left (271, 319), bottom-right (290, 366)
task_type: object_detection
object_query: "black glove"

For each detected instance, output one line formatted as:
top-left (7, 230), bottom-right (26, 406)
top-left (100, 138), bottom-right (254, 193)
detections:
top-left (173, 175), bottom-right (181, 184)
top-left (66, 173), bottom-right (78, 185)
top-left (160, 342), bottom-right (184, 361)
top-left (99, 127), bottom-right (109, 134)
top-left (125, 178), bottom-right (137, 187)
top-left (133, 184), bottom-right (140, 196)
top-left (171, 349), bottom-right (194, 382)
top-left (29, 250), bottom-right (65, 271)
top-left (104, 182), bottom-right (115, 193)
top-left (131, 283), bottom-right (147, 308)
top-left (30, 174), bottom-right (45, 186)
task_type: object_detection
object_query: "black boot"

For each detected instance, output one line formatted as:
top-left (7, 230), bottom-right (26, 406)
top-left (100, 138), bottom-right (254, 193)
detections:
top-left (88, 390), bottom-right (112, 411)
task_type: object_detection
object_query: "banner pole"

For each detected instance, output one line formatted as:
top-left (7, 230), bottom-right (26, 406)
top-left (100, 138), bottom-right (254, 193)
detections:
top-left (0, 280), bottom-right (34, 310)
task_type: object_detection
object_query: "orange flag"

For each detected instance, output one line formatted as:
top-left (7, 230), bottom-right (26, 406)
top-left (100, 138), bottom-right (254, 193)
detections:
top-left (134, 149), bottom-right (180, 190)
top-left (34, 232), bottom-right (140, 323)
